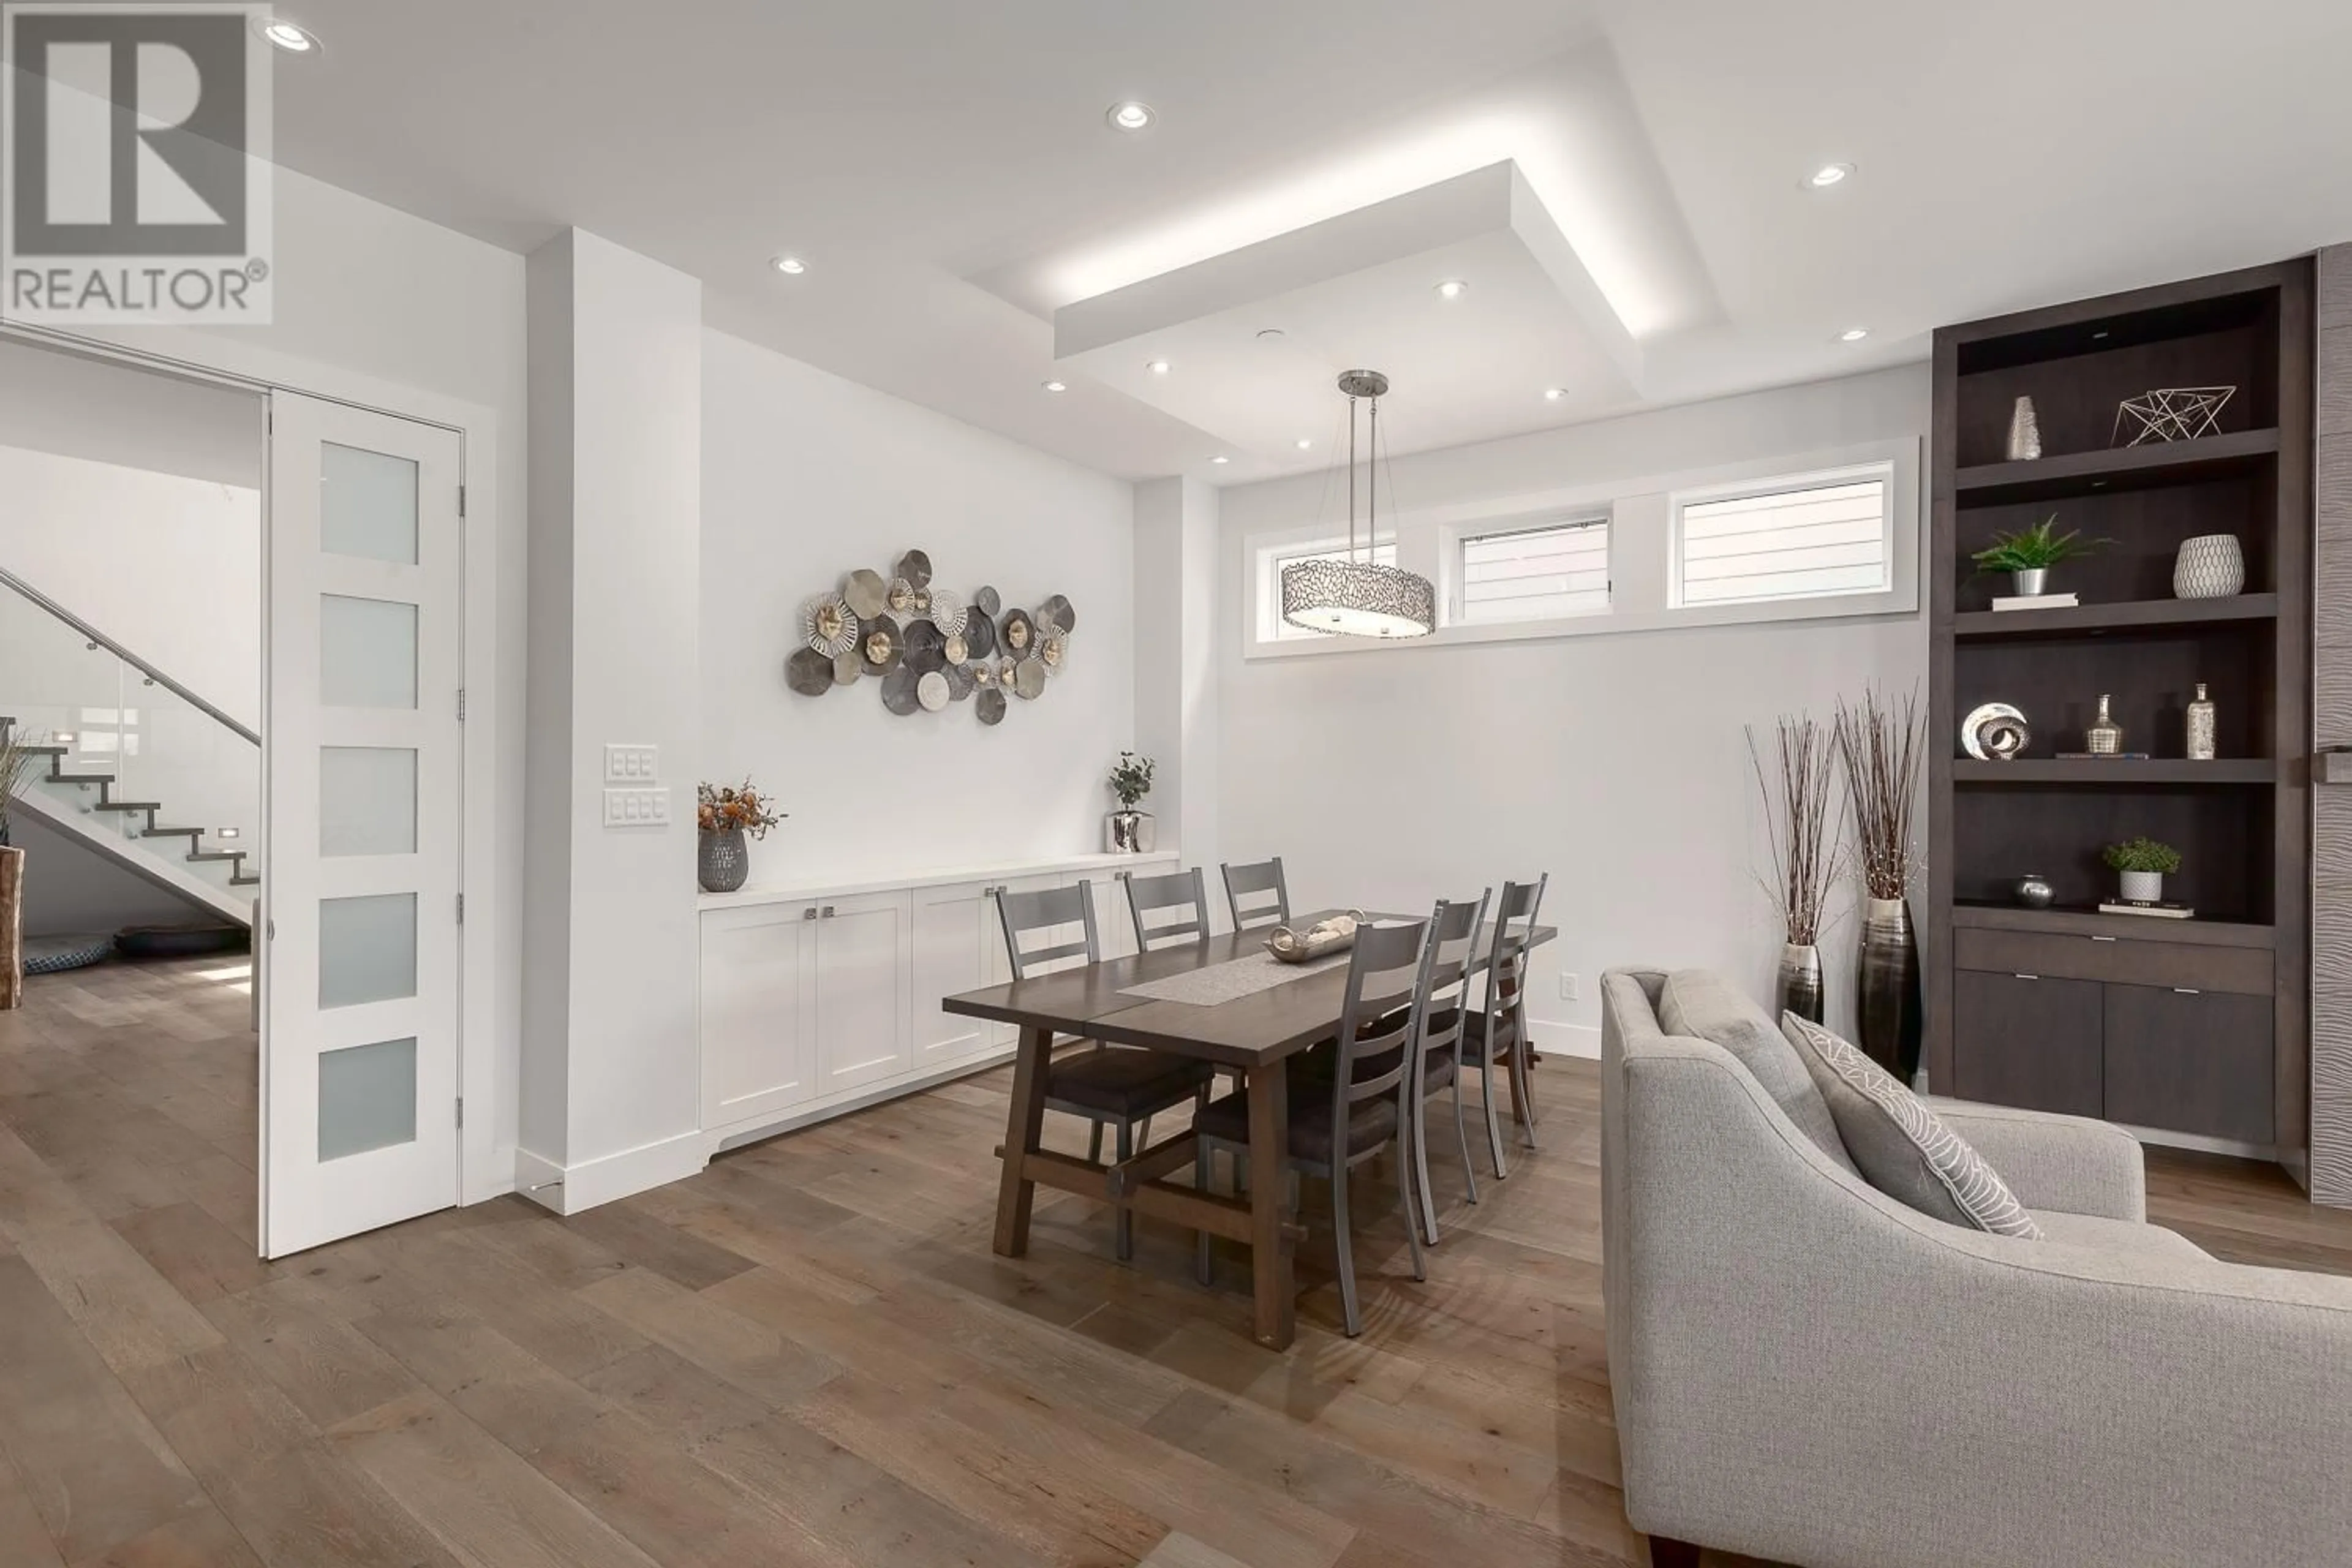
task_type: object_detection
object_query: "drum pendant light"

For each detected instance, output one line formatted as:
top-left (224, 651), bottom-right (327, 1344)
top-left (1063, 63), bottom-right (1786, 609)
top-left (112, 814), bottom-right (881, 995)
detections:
top-left (1280, 370), bottom-right (1435, 638)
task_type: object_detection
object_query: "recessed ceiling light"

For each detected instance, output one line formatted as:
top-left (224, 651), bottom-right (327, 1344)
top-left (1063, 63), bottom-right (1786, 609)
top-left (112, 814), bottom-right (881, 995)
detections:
top-left (1210, 456), bottom-right (1230, 465)
top-left (1804, 162), bottom-right (1855, 189)
top-left (255, 16), bottom-right (318, 51)
top-left (1544, 386), bottom-right (1568, 401)
top-left (1107, 102), bottom-right (1155, 132)
top-left (1295, 439), bottom-right (1313, 451)
top-left (1839, 327), bottom-right (1871, 342)
top-left (1042, 380), bottom-right (1068, 393)
top-left (1146, 359), bottom-right (1170, 375)
top-left (1434, 279), bottom-right (1470, 300)
top-left (769, 255), bottom-right (807, 276)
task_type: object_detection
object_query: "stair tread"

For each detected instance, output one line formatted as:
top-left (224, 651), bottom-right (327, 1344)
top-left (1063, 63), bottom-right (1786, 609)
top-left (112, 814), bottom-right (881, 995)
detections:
top-left (228, 875), bottom-right (261, 886)
top-left (139, 826), bottom-right (205, 837)
top-left (94, 801), bottom-right (162, 812)
top-left (50, 772), bottom-right (116, 785)
top-left (186, 851), bottom-right (246, 862)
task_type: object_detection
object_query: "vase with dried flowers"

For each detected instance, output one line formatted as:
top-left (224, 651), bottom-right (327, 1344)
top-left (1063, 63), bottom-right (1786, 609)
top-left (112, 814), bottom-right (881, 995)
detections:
top-left (1836, 687), bottom-right (1924, 1080)
top-left (0, 719), bottom-right (32, 1010)
top-left (1748, 713), bottom-right (1847, 1025)
top-left (696, 779), bottom-right (783, 894)
top-left (1105, 752), bottom-right (1156, 854)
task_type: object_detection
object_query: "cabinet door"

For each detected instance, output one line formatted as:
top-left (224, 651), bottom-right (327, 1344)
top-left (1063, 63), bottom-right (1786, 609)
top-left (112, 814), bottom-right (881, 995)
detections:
top-left (811, 891), bottom-right (912, 1095)
top-left (701, 905), bottom-right (815, 1129)
top-left (910, 880), bottom-right (993, 1068)
top-left (1092, 875), bottom-right (1139, 960)
top-left (1952, 970), bottom-right (2103, 1117)
top-left (2103, 984), bottom-right (2275, 1144)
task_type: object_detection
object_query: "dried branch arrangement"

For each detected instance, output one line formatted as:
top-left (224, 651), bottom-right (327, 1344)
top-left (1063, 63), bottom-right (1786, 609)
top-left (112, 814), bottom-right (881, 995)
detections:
top-left (1748, 714), bottom-right (1846, 946)
top-left (1836, 687), bottom-right (1924, 902)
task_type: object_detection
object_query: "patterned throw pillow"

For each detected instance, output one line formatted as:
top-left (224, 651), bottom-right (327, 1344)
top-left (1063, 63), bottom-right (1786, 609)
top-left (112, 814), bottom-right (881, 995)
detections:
top-left (1781, 1014), bottom-right (2043, 1240)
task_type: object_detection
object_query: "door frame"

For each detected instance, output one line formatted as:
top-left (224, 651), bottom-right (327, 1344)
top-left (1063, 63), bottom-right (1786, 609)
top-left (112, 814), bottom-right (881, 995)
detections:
top-left (0, 319), bottom-right (512, 1236)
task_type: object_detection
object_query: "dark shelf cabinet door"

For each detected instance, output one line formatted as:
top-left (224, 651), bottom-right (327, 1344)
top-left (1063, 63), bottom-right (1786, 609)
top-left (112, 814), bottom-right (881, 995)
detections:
top-left (1951, 971), bottom-right (2104, 1117)
top-left (2102, 984), bottom-right (2276, 1144)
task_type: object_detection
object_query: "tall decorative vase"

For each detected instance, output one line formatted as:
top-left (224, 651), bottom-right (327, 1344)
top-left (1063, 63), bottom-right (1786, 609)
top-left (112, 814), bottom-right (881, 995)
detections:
top-left (1776, 942), bottom-right (1825, 1025)
top-left (697, 828), bottom-right (749, 894)
top-left (1856, 896), bottom-right (1922, 1083)
top-left (0, 845), bottom-right (22, 1011)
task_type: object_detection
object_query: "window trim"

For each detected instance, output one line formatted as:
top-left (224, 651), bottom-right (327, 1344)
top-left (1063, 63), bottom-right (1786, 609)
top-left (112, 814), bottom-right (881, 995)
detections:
top-left (1667, 460), bottom-right (1896, 611)
top-left (1237, 436), bottom-right (1920, 661)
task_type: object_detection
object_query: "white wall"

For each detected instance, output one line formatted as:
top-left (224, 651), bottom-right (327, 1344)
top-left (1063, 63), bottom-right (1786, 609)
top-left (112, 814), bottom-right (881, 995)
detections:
top-left (699, 329), bottom-right (1137, 885)
top-left (9, 813), bottom-right (211, 937)
top-left (1216, 365), bottom-right (1931, 1046)
top-left (1134, 477), bottom-right (1221, 872)
top-left (521, 231), bottom-right (704, 1187)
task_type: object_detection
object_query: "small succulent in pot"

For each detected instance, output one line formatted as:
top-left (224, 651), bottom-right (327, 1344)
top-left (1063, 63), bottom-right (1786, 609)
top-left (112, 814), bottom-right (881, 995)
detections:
top-left (2101, 835), bottom-right (2181, 903)
top-left (1970, 514), bottom-right (2109, 598)
top-left (1104, 752), bottom-right (1157, 854)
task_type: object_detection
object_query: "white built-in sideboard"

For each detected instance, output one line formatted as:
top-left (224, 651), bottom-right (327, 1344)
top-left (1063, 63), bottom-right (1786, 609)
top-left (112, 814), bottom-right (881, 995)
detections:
top-left (696, 851), bottom-right (1179, 1153)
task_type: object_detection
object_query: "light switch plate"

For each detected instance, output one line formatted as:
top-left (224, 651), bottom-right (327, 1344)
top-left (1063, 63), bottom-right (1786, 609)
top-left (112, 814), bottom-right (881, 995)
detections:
top-left (601, 786), bottom-right (671, 827)
top-left (1558, 972), bottom-right (1580, 1002)
top-left (603, 744), bottom-right (658, 784)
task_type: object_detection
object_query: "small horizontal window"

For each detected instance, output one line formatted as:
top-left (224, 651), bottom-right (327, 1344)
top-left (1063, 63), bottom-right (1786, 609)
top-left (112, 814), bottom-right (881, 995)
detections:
top-left (1455, 518), bottom-right (1608, 625)
top-left (1674, 467), bottom-right (1891, 607)
top-left (1259, 540), bottom-right (1397, 641)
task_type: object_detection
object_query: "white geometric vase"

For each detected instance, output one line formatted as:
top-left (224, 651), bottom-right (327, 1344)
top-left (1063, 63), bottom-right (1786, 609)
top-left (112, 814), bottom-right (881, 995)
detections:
top-left (2172, 533), bottom-right (2245, 600)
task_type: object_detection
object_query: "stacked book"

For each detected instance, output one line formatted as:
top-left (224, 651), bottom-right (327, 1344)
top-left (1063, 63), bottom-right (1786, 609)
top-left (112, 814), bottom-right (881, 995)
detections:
top-left (2097, 900), bottom-right (2195, 920)
top-left (1991, 591), bottom-right (2079, 612)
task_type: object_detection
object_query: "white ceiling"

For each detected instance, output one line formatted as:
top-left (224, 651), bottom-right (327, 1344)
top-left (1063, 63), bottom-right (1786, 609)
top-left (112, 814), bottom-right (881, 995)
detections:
top-left (267, 0), bottom-right (2352, 483)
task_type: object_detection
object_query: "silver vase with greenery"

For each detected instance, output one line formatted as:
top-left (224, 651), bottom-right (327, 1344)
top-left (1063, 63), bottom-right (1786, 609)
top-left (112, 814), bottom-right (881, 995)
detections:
top-left (1749, 713), bottom-right (1844, 1026)
top-left (1838, 688), bottom-right (1924, 1082)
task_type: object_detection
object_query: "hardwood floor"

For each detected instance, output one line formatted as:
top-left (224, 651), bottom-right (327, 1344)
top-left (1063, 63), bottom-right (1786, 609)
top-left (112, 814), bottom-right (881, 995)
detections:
top-left (3, 953), bottom-right (2350, 1567)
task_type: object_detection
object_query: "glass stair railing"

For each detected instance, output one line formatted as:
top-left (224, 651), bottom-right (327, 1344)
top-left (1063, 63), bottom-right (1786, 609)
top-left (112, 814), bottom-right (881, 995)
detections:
top-left (1, 565), bottom-right (260, 921)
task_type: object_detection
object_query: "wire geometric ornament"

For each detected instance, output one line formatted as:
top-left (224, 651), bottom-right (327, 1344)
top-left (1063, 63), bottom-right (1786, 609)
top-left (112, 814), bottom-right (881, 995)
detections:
top-left (2113, 385), bottom-right (2234, 448)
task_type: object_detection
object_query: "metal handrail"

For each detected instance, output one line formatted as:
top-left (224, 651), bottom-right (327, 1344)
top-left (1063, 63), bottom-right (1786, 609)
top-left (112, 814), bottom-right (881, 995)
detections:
top-left (0, 565), bottom-right (260, 746)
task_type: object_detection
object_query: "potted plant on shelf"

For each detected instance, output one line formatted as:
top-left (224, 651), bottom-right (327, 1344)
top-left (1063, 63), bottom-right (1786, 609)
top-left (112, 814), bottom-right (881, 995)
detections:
top-left (696, 780), bottom-right (783, 894)
top-left (2103, 837), bottom-right (2182, 905)
top-left (1106, 752), bottom-right (1156, 854)
top-left (1747, 712), bottom-right (1846, 1024)
top-left (1970, 514), bottom-right (2106, 598)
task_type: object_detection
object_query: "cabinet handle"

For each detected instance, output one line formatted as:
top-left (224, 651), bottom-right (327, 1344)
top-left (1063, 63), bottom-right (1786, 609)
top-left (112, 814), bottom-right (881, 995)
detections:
top-left (2174, 987), bottom-right (2202, 995)
top-left (2013, 973), bottom-right (2040, 981)
top-left (821, 905), bottom-right (836, 919)
top-left (802, 907), bottom-right (818, 921)
top-left (2089, 935), bottom-right (2118, 943)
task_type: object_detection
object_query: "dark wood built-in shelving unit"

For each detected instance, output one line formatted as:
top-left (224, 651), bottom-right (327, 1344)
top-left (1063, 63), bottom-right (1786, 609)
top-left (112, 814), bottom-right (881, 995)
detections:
top-left (1927, 260), bottom-right (2314, 1180)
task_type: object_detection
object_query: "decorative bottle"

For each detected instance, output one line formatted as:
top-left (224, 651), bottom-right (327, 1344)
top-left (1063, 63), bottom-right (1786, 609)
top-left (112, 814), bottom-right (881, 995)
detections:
top-left (2086, 694), bottom-right (2124, 756)
top-left (2185, 683), bottom-right (2217, 761)
top-left (2005, 396), bottom-right (2043, 461)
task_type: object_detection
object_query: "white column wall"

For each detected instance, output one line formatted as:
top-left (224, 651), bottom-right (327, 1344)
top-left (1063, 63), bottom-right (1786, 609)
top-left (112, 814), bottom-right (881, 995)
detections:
top-left (1134, 476), bottom-right (1221, 902)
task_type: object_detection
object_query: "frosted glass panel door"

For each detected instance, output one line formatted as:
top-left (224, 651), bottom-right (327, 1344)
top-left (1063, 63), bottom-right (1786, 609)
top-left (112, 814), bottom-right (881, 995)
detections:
top-left (263, 394), bottom-right (463, 1257)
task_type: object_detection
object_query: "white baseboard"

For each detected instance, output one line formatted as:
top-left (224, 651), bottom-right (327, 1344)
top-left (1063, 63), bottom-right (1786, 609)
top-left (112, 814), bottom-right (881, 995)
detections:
top-left (1531, 1017), bottom-right (1600, 1060)
top-left (707, 1044), bottom-right (1020, 1155)
top-left (512, 1128), bottom-right (707, 1216)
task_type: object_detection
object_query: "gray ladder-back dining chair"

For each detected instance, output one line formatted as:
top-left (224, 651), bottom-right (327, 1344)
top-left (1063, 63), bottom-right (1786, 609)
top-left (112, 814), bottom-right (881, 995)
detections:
top-left (1194, 916), bottom-right (1430, 1336)
top-left (1404, 890), bottom-right (1491, 1246)
top-left (1466, 874), bottom-right (1547, 1176)
top-left (1120, 866), bottom-right (1212, 952)
top-left (1221, 856), bottom-right (1291, 933)
top-left (993, 881), bottom-right (1213, 1261)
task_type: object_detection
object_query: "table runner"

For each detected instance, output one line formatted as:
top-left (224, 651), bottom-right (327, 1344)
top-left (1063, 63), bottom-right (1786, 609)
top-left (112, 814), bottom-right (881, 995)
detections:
top-left (1118, 944), bottom-right (1354, 1005)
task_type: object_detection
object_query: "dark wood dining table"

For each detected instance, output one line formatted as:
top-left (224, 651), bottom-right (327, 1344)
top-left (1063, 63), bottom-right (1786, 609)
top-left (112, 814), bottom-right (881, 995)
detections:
top-left (941, 910), bottom-right (1557, 1350)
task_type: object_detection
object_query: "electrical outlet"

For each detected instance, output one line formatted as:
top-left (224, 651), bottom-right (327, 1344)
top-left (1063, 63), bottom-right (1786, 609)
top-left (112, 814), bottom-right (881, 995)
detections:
top-left (603, 744), bottom-right (658, 783)
top-left (1558, 971), bottom-right (1581, 1003)
top-left (601, 786), bottom-right (671, 827)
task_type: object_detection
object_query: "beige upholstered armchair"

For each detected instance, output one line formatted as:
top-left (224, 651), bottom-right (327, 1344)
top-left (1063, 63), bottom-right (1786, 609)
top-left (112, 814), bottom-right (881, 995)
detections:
top-left (1600, 969), bottom-right (2352, 1568)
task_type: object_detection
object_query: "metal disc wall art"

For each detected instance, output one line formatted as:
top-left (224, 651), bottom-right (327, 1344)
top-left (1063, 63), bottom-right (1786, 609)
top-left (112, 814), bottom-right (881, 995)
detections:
top-left (801, 592), bottom-right (856, 657)
top-left (789, 549), bottom-right (1075, 726)
top-left (844, 568), bottom-right (888, 619)
top-left (1000, 608), bottom-right (1036, 656)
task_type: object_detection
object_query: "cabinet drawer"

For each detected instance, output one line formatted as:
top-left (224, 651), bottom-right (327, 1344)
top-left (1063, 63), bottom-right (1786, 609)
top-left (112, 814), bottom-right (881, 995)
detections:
top-left (1951, 970), bottom-right (2103, 1118)
top-left (2103, 985), bottom-right (2275, 1144)
top-left (1954, 929), bottom-right (2271, 995)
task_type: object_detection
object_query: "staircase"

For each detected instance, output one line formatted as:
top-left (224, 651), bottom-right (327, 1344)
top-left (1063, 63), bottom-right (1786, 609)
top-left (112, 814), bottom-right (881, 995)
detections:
top-left (2, 567), bottom-right (260, 926)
